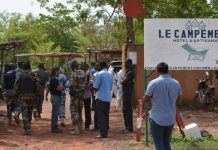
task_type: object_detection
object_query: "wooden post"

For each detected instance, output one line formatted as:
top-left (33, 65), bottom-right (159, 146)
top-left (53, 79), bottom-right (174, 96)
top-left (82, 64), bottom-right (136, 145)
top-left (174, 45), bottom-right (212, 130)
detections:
top-left (126, 16), bottom-right (134, 44)
top-left (136, 99), bottom-right (143, 142)
top-left (51, 57), bottom-right (54, 67)
top-left (88, 53), bottom-right (91, 66)
top-left (13, 48), bottom-right (17, 65)
top-left (122, 44), bottom-right (127, 78)
top-left (95, 53), bottom-right (98, 62)
top-left (84, 54), bottom-right (87, 63)
top-left (0, 50), bottom-right (4, 84)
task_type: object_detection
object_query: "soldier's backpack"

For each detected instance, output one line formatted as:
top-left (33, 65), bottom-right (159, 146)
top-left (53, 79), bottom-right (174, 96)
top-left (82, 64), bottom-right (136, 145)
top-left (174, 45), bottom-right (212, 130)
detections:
top-left (4, 70), bottom-right (16, 90)
top-left (19, 72), bottom-right (36, 94)
top-left (34, 69), bottom-right (48, 87)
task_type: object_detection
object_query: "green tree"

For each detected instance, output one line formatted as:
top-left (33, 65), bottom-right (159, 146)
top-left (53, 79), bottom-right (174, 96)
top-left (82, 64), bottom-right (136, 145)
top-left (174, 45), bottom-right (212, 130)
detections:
top-left (39, 2), bottom-right (78, 52)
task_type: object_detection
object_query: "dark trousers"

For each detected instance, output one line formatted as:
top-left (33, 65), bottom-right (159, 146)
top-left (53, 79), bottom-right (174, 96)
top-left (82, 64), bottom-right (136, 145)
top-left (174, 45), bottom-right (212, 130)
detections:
top-left (123, 87), bottom-right (133, 131)
top-left (96, 99), bottom-right (110, 137)
top-left (93, 97), bottom-right (98, 130)
top-left (91, 93), bottom-right (95, 111)
top-left (36, 95), bottom-right (43, 114)
top-left (34, 89), bottom-right (44, 114)
top-left (150, 119), bottom-right (174, 150)
top-left (83, 98), bottom-right (91, 128)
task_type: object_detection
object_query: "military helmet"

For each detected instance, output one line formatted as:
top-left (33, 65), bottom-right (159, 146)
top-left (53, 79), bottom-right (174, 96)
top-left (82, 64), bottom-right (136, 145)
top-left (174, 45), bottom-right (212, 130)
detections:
top-left (38, 62), bottom-right (44, 68)
top-left (69, 59), bottom-right (77, 66)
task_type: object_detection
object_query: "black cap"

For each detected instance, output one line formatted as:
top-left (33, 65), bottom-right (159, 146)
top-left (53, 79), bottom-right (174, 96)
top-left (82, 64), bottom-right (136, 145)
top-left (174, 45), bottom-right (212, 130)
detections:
top-left (38, 62), bottom-right (44, 68)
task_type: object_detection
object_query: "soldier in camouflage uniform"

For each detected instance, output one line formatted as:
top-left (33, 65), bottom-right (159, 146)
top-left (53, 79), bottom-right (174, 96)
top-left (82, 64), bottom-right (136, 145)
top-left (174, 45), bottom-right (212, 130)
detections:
top-left (13, 62), bottom-right (40, 135)
top-left (32, 62), bottom-right (48, 119)
top-left (16, 62), bottom-right (24, 77)
top-left (13, 61), bottom-right (25, 122)
top-left (69, 59), bottom-right (86, 135)
top-left (2, 64), bottom-right (17, 124)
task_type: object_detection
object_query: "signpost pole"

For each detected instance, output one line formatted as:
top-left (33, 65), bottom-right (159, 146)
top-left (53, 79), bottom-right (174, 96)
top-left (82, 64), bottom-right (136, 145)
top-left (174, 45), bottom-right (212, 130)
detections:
top-left (144, 70), bottom-right (149, 146)
top-left (0, 50), bottom-right (4, 84)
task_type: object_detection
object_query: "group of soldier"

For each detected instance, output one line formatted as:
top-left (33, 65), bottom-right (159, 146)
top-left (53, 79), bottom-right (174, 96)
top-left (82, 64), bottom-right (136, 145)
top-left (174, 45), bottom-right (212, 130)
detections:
top-left (2, 61), bottom-right (48, 135)
top-left (1, 58), bottom-right (135, 138)
top-left (1, 59), bottom-right (100, 135)
top-left (47, 59), bottom-right (90, 134)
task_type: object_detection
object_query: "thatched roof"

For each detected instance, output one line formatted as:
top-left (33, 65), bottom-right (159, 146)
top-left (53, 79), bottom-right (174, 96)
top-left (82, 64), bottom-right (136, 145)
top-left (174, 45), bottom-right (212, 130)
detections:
top-left (87, 48), bottom-right (122, 55)
top-left (0, 41), bottom-right (25, 50)
top-left (16, 52), bottom-right (82, 58)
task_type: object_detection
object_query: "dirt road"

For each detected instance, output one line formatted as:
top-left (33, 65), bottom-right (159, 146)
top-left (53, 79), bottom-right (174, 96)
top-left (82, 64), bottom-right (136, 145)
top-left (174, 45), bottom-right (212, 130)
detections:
top-left (1, 96), bottom-right (218, 150)
top-left (0, 96), bottom-right (145, 150)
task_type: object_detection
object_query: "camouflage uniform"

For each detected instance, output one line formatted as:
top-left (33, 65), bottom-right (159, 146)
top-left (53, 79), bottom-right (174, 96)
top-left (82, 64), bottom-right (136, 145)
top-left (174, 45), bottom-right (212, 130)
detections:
top-left (3, 70), bottom-right (16, 122)
top-left (14, 67), bottom-right (24, 115)
top-left (69, 69), bottom-right (86, 132)
top-left (0, 85), bottom-right (3, 100)
top-left (13, 70), bottom-right (40, 134)
top-left (32, 68), bottom-right (48, 118)
top-left (16, 68), bottom-right (23, 78)
top-left (3, 65), bottom-right (20, 124)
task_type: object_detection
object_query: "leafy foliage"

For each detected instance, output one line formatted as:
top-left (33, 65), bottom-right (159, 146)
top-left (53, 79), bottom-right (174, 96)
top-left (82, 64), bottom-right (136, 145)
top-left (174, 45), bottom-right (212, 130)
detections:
top-left (39, 3), bottom-right (78, 52)
top-left (1, 0), bottom-right (218, 64)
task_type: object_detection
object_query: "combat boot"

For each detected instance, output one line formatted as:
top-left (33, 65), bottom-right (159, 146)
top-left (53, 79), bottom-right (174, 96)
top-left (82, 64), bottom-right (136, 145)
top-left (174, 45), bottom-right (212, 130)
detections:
top-left (33, 109), bottom-right (38, 119)
top-left (33, 112), bottom-right (37, 119)
top-left (51, 128), bottom-right (62, 133)
top-left (8, 117), bottom-right (12, 125)
top-left (60, 118), bottom-right (65, 127)
top-left (14, 113), bottom-right (20, 124)
top-left (24, 128), bottom-right (29, 135)
top-left (70, 126), bottom-right (75, 131)
top-left (38, 113), bottom-right (41, 119)
top-left (71, 126), bottom-right (80, 135)
top-left (79, 124), bottom-right (82, 132)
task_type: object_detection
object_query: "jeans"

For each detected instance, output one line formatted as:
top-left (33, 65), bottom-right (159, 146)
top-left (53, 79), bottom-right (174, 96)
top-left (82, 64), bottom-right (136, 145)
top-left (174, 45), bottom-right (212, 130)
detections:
top-left (51, 95), bottom-right (61, 129)
top-left (59, 95), bottom-right (66, 118)
top-left (150, 119), bottom-right (174, 150)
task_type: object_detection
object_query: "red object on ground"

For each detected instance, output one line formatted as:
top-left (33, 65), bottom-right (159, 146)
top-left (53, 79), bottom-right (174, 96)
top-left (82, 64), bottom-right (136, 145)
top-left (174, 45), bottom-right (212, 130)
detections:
top-left (123, 0), bottom-right (145, 18)
top-left (136, 99), bottom-right (143, 142)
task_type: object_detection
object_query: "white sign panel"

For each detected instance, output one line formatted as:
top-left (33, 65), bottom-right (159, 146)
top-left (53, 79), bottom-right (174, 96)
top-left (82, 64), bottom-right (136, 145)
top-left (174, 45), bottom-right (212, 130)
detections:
top-left (144, 19), bottom-right (218, 70)
top-left (128, 51), bottom-right (137, 64)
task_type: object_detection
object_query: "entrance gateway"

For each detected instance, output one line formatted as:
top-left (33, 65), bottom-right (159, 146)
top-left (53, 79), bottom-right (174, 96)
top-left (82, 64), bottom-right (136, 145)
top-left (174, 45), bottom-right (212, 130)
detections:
top-left (144, 19), bottom-right (218, 70)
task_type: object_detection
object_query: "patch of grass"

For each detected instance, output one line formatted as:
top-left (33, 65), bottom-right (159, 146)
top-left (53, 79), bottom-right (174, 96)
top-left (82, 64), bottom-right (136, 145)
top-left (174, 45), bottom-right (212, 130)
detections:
top-left (172, 136), bottom-right (218, 150)
top-left (142, 133), bottom-right (218, 150)
top-left (141, 121), bottom-right (218, 149)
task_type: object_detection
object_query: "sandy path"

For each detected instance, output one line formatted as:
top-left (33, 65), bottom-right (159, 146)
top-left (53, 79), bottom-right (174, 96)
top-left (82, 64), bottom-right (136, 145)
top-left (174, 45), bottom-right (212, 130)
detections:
top-left (1, 96), bottom-right (218, 150)
top-left (0, 96), bottom-right (145, 150)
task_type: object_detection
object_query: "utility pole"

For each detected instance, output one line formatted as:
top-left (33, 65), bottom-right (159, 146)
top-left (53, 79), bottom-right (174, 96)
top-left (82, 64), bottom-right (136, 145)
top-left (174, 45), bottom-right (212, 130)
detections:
top-left (126, 16), bottom-right (134, 51)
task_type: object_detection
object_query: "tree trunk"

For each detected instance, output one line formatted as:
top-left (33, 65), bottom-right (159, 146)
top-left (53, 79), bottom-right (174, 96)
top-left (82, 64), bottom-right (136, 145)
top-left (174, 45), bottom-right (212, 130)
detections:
top-left (126, 16), bottom-right (134, 44)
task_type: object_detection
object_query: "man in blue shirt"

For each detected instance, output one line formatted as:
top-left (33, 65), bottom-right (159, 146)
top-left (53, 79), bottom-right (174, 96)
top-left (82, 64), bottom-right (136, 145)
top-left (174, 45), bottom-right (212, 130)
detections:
top-left (93, 61), bottom-right (113, 138)
top-left (57, 69), bottom-right (68, 127)
top-left (144, 62), bottom-right (182, 150)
